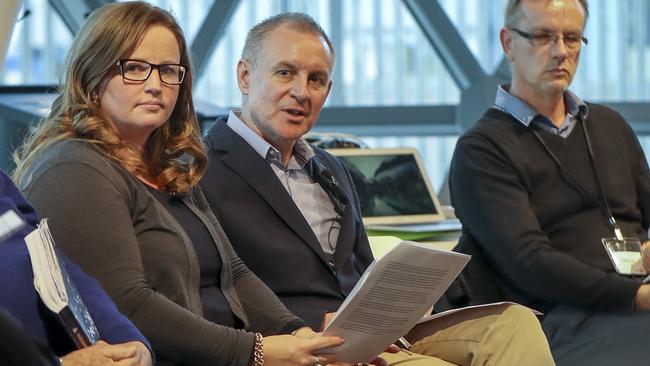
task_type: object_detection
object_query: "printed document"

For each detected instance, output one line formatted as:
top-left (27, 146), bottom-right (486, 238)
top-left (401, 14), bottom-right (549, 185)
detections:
top-left (321, 240), bottom-right (470, 363)
top-left (405, 301), bottom-right (542, 344)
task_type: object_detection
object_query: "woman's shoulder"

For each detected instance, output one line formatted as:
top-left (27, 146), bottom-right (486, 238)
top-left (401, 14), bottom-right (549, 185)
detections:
top-left (21, 140), bottom-right (131, 191)
top-left (39, 139), bottom-right (109, 166)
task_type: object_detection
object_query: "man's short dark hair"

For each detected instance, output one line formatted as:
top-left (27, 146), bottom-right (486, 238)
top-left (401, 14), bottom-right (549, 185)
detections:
top-left (241, 12), bottom-right (335, 68)
top-left (504, 0), bottom-right (589, 28)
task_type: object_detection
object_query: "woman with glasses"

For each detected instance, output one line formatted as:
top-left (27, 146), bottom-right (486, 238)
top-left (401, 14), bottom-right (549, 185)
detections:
top-left (13, 2), bottom-right (351, 366)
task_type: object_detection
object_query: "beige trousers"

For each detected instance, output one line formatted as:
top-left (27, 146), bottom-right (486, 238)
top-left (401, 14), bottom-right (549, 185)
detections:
top-left (379, 304), bottom-right (555, 366)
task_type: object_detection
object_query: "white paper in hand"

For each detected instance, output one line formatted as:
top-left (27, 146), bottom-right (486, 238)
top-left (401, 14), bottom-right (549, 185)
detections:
top-left (320, 240), bottom-right (470, 363)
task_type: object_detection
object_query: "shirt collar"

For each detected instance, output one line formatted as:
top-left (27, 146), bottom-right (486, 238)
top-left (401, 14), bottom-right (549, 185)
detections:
top-left (226, 110), bottom-right (315, 169)
top-left (494, 84), bottom-right (589, 127)
top-left (226, 110), bottom-right (273, 158)
top-left (564, 89), bottom-right (589, 120)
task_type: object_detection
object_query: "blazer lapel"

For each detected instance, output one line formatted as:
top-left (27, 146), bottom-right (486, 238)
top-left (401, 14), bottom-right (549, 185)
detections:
top-left (207, 121), bottom-right (330, 264)
top-left (332, 190), bottom-right (356, 266)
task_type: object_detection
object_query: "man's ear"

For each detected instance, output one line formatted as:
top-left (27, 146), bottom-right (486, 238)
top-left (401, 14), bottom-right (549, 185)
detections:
top-left (237, 59), bottom-right (251, 95)
top-left (500, 27), bottom-right (514, 62)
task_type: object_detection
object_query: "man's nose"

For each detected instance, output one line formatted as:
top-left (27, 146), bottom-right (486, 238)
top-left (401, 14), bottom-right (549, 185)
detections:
top-left (289, 76), bottom-right (309, 101)
top-left (549, 36), bottom-right (570, 58)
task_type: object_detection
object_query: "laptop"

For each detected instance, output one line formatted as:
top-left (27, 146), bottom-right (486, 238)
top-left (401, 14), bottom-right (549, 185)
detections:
top-left (327, 147), bottom-right (461, 233)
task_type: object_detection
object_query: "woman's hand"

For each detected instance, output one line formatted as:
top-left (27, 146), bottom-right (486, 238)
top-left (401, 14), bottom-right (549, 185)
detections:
top-left (279, 328), bottom-right (398, 366)
top-left (263, 334), bottom-right (343, 366)
top-left (60, 340), bottom-right (152, 366)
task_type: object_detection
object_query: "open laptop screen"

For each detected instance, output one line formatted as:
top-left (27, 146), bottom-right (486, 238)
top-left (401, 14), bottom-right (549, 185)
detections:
top-left (328, 148), bottom-right (446, 225)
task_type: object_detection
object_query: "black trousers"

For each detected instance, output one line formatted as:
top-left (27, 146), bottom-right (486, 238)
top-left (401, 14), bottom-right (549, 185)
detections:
top-left (542, 304), bottom-right (650, 366)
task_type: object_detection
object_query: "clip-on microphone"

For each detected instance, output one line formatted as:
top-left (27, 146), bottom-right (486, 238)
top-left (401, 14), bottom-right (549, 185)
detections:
top-left (311, 160), bottom-right (348, 215)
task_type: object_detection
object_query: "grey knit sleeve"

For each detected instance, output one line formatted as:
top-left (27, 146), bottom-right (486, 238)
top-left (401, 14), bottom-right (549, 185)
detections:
top-left (21, 152), bottom-right (257, 366)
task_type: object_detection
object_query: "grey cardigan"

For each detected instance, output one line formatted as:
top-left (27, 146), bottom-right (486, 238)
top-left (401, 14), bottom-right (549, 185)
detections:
top-left (20, 140), bottom-right (305, 366)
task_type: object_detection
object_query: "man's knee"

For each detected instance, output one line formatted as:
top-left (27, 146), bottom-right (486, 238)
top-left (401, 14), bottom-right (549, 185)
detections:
top-left (498, 304), bottom-right (542, 331)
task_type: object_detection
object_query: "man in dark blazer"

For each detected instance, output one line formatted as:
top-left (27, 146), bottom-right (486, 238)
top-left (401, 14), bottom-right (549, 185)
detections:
top-left (201, 11), bottom-right (555, 366)
top-left (203, 116), bottom-right (371, 327)
top-left (201, 11), bottom-right (372, 329)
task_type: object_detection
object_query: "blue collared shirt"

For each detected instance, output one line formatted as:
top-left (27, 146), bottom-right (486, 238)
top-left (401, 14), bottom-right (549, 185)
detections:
top-left (494, 84), bottom-right (589, 138)
top-left (226, 111), bottom-right (340, 254)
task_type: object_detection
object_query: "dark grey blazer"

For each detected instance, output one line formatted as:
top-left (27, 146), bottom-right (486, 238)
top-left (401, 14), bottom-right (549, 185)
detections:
top-left (201, 118), bottom-right (374, 328)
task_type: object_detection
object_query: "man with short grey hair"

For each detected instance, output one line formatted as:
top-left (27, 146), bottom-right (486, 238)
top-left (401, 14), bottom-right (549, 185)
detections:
top-left (450, 0), bottom-right (650, 364)
top-left (202, 11), bottom-right (555, 366)
top-left (241, 12), bottom-right (336, 67)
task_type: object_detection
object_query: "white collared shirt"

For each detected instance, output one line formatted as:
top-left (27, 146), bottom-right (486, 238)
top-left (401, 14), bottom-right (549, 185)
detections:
top-left (226, 111), bottom-right (341, 254)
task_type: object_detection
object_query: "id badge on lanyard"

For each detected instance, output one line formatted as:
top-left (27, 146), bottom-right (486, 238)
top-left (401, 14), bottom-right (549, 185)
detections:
top-left (601, 236), bottom-right (645, 276)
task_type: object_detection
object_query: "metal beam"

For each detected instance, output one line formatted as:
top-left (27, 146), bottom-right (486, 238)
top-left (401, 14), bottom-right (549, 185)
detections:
top-left (604, 102), bottom-right (650, 133)
top-left (314, 105), bottom-right (460, 136)
top-left (312, 122), bottom-right (460, 137)
top-left (5, 86), bottom-right (650, 136)
top-left (48, 0), bottom-right (108, 35)
top-left (190, 0), bottom-right (241, 80)
top-left (402, 0), bottom-right (485, 90)
top-left (315, 101), bottom-right (650, 136)
top-left (318, 105), bottom-right (455, 126)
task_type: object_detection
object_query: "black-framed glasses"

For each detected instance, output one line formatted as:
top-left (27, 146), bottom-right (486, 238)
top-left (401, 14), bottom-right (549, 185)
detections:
top-left (509, 28), bottom-right (588, 49)
top-left (116, 59), bottom-right (186, 85)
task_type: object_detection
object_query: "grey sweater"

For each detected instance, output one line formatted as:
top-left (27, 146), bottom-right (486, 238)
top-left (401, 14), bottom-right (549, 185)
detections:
top-left (20, 140), bottom-right (305, 366)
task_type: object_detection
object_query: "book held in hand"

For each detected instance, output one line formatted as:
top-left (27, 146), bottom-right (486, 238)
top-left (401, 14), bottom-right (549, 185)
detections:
top-left (25, 219), bottom-right (100, 348)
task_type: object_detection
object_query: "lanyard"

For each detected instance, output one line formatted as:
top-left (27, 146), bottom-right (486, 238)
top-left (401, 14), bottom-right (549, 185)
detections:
top-left (530, 118), bottom-right (625, 240)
